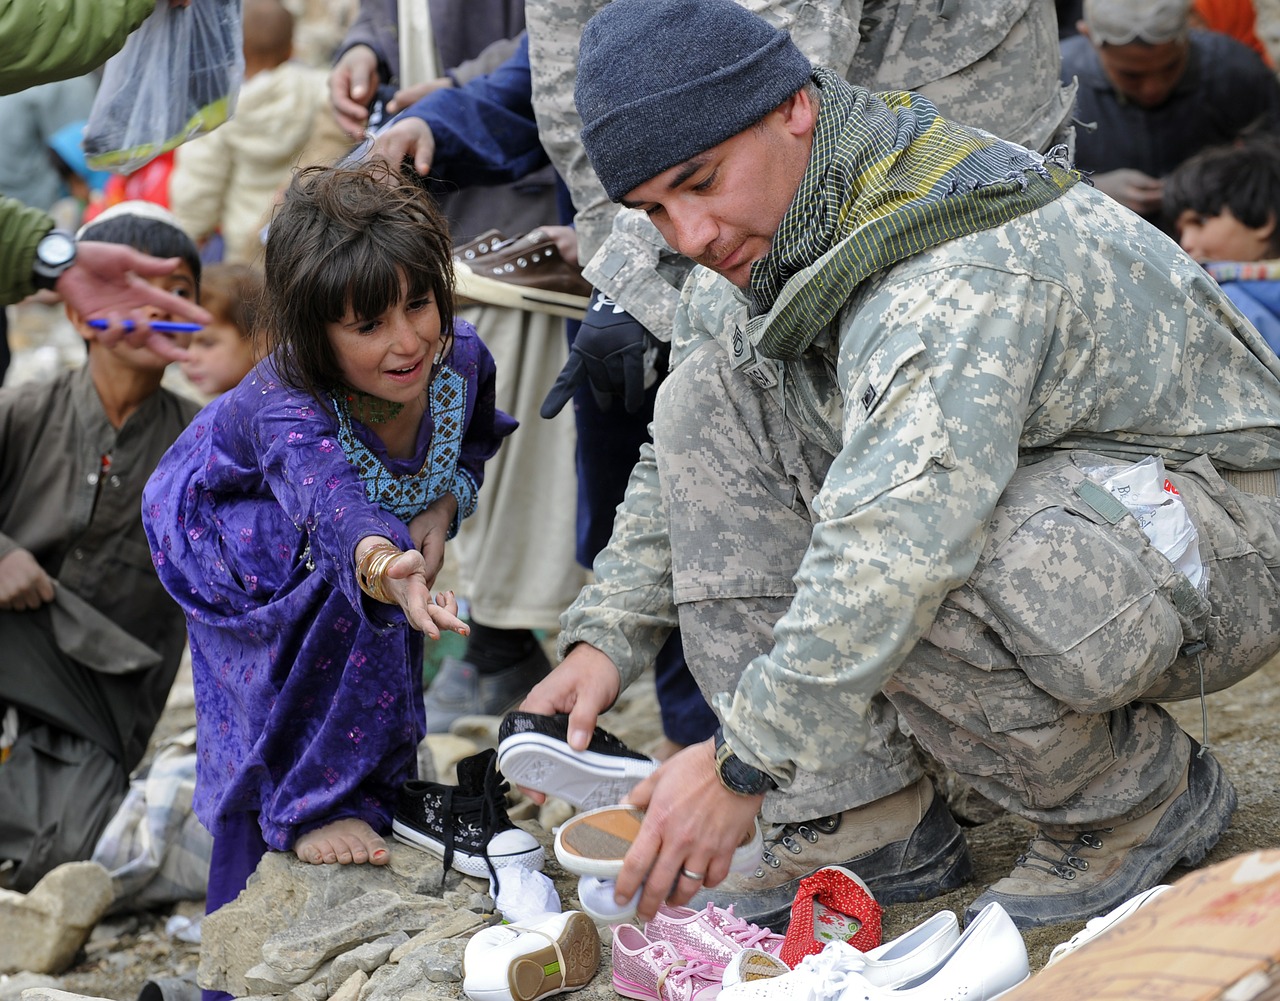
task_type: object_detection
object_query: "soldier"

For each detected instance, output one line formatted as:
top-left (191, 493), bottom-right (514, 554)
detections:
top-left (522, 0), bottom-right (1280, 931)
top-left (529, 0), bottom-right (1078, 399)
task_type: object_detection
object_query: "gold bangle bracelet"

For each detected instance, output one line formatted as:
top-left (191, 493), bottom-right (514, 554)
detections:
top-left (357, 543), bottom-right (402, 603)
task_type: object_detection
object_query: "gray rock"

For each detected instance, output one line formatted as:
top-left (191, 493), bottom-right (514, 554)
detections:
top-left (328, 970), bottom-right (368, 1001)
top-left (360, 942), bottom-right (464, 1001)
top-left (16, 991), bottom-right (113, 1001)
top-left (200, 849), bottom-right (485, 996)
top-left (1, 973), bottom-right (60, 1001)
top-left (0, 862), bottom-right (113, 974)
top-left (261, 889), bottom-right (414, 978)
top-left (243, 962), bottom-right (299, 995)
top-left (328, 932), bottom-right (408, 987)
top-left (388, 911), bottom-right (492, 965)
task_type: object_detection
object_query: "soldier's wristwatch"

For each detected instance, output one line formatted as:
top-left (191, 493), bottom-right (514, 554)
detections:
top-left (32, 229), bottom-right (77, 290)
top-left (713, 727), bottom-right (776, 796)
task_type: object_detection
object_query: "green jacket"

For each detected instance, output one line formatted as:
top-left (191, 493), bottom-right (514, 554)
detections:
top-left (0, 0), bottom-right (155, 305)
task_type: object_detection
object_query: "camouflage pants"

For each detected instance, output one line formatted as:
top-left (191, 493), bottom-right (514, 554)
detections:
top-left (655, 342), bottom-right (1280, 827)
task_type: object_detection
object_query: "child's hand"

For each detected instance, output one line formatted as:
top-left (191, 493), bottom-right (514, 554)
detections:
top-left (382, 550), bottom-right (469, 640)
top-left (408, 496), bottom-right (457, 589)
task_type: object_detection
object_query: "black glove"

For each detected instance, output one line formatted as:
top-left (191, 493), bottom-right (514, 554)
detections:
top-left (540, 290), bottom-right (664, 418)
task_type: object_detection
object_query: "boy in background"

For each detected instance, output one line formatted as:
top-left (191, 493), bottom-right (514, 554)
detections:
top-left (0, 201), bottom-right (202, 892)
top-left (1165, 138), bottom-right (1280, 355)
top-left (179, 262), bottom-right (263, 398)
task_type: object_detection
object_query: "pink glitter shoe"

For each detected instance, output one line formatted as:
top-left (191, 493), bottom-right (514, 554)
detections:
top-left (644, 902), bottom-right (784, 970)
top-left (611, 924), bottom-right (723, 1001)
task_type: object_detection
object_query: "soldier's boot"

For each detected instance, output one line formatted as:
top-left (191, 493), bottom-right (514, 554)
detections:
top-left (965, 739), bottom-right (1237, 930)
top-left (688, 776), bottom-right (972, 930)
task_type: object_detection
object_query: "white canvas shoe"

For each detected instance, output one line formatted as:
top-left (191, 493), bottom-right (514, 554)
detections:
top-left (1044, 883), bottom-right (1172, 967)
top-left (721, 910), bottom-right (959, 994)
top-left (462, 910), bottom-right (601, 1001)
top-left (721, 904), bottom-right (1024, 1001)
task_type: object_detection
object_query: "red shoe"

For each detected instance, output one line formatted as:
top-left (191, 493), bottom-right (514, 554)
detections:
top-left (778, 865), bottom-right (882, 968)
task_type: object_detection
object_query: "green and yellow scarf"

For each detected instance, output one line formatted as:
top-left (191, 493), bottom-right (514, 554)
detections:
top-left (749, 69), bottom-right (1081, 361)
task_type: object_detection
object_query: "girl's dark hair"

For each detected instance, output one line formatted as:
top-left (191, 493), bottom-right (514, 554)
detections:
top-left (263, 161), bottom-right (456, 403)
top-left (200, 263), bottom-right (264, 344)
top-left (1163, 138), bottom-right (1280, 256)
top-left (78, 211), bottom-right (202, 294)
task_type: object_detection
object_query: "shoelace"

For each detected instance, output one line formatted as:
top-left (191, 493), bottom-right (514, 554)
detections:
top-left (1014, 828), bottom-right (1111, 881)
top-left (439, 759), bottom-right (513, 893)
top-left (713, 905), bottom-right (784, 953)
top-left (756, 816), bottom-right (839, 876)
top-left (788, 944), bottom-right (872, 1001)
top-left (649, 944), bottom-right (718, 999)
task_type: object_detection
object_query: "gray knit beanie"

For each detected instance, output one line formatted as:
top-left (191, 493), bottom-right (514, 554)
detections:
top-left (575, 0), bottom-right (813, 201)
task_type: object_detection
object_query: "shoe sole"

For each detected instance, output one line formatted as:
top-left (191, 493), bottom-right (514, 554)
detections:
top-left (498, 732), bottom-right (658, 810)
top-left (555, 805), bottom-right (764, 880)
top-left (967, 745), bottom-right (1238, 929)
top-left (554, 805), bottom-right (645, 878)
top-left (392, 820), bottom-right (546, 877)
top-left (463, 912), bottom-right (600, 1001)
top-left (455, 263), bottom-right (591, 319)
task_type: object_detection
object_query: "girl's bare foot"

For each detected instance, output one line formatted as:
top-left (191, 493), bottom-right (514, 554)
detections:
top-left (293, 818), bottom-right (390, 866)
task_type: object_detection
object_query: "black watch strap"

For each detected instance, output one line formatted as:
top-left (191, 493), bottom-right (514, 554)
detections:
top-left (32, 228), bottom-right (77, 291)
top-left (713, 727), bottom-right (776, 796)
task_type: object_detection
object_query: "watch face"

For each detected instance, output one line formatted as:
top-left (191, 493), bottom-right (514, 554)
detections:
top-left (38, 231), bottom-right (76, 268)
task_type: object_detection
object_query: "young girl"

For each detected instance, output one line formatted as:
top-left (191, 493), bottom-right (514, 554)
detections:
top-left (178, 262), bottom-right (264, 398)
top-left (142, 162), bottom-right (515, 930)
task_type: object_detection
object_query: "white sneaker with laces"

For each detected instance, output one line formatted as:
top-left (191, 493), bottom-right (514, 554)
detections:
top-left (720, 904), bottom-right (1023, 1001)
top-left (721, 910), bottom-right (959, 994)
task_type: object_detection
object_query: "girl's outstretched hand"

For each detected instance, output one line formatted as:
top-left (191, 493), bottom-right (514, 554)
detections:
top-left (383, 550), bottom-right (469, 639)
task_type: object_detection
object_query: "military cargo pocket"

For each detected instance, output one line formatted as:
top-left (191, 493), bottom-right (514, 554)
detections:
top-left (971, 672), bottom-right (1117, 810)
top-left (975, 504), bottom-right (1186, 713)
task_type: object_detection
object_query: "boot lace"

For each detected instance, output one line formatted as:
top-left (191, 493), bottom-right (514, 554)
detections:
top-left (438, 760), bottom-right (512, 893)
top-left (1014, 828), bottom-right (1112, 881)
top-left (754, 816), bottom-right (840, 877)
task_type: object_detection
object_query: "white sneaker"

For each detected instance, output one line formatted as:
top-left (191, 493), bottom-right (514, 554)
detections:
top-left (721, 911), bottom-right (959, 994)
top-left (462, 910), bottom-right (601, 1001)
top-left (721, 904), bottom-right (1023, 1001)
top-left (1044, 883), bottom-right (1172, 967)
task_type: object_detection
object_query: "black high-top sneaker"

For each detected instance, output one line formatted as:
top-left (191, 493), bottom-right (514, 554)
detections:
top-left (393, 748), bottom-right (545, 886)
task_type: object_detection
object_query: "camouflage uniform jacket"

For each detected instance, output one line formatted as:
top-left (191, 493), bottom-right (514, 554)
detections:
top-left (559, 182), bottom-right (1280, 784)
top-left (528, 0), bottom-right (1075, 335)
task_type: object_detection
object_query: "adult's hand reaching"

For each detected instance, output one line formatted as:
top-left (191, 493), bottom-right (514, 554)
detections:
top-left (518, 642), bottom-right (622, 800)
top-left (57, 241), bottom-right (211, 362)
top-left (616, 742), bottom-right (764, 921)
top-left (368, 116), bottom-right (437, 177)
top-left (330, 44), bottom-right (381, 139)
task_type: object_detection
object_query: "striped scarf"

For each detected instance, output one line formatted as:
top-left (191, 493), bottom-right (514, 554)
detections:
top-left (749, 70), bottom-right (1080, 360)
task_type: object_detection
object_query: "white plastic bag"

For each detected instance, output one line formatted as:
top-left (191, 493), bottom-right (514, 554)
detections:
top-left (1087, 455), bottom-right (1206, 589)
top-left (84, 0), bottom-right (244, 173)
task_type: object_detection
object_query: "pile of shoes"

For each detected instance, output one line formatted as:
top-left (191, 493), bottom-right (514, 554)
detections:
top-left (453, 229), bottom-right (593, 318)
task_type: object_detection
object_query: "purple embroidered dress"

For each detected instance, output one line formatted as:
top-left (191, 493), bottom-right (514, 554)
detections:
top-left (142, 320), bottom-right (515, 850)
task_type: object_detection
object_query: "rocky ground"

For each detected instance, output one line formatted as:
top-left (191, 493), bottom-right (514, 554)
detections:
top-left (3, 646), bottom-right (1279, 1001)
